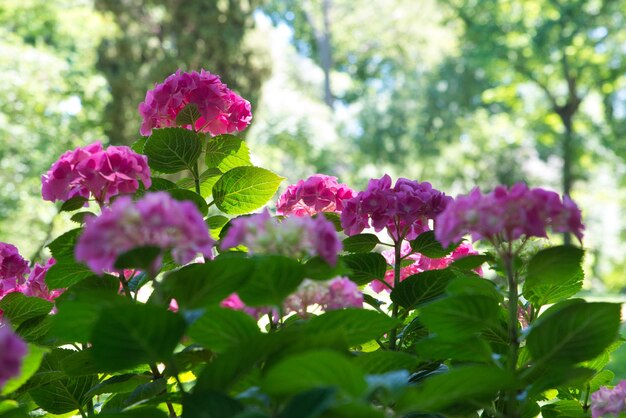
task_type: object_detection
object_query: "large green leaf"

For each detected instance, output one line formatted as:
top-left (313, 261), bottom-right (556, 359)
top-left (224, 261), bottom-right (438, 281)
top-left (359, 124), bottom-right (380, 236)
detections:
top-left (523, 246), bottom-right (584, 306)
top-left (306, 309), bottom-right (399, 346)
top-left (280, 387), bottom-right (337, 418)
top-left (175, 103), bottom-right (201, 127)
top-left (390, 269), bottom-right (458, 309)
top-left (114, 246), bottom-right (161, 271)
top-left (410, 231), bottom-right (459, 258)
top-left (47, 228), bottom-right (82, 263)
top-left (90, 303), bottom-right (187, 371)
top-left (415, 336), bottom-right (493, 362)
top-left (340, 253), bottom-right (387, 286)
top-left (98, 408), bottom-right (169, 418)
top-left (85, 374), bottom-right (152, 398)
top-left (237, 255), bottom-right (306, 306)
top-left (182, 391), bottom-right (244, 418)
top-left (526, 301), bottom-right (621, 366)
top-left (45, 262), bottom-right (95, 289)
top-left (143, 127), bottom-right (202, 174)
top-left (177, 168), bottom-right (222, 198)
top-left (352, 351), bottom-right (418, 375)
top-left (188, 307), bottom-right (261, 353)
top-left (205, 135), bottom-right (252, 172)
top-left (0, 293), bottom-right (52, 326)
top-left (262, 350), bottom-right (367, 397)
top-left (168, 188), bottom-right (209, 216)
top-left (212, 166), bottom-right (283, 215)
top-left (342, 234), bottom-right (381, 253)
top-left (541, 400), bottom-right (587, 418)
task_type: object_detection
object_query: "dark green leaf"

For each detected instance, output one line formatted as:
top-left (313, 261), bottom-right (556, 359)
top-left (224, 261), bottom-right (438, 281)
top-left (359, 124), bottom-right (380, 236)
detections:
top-left (168, 188), bottom-right (209, 216)
top-left (178, 168), bottom-right (222, 198)
top-left (15, 314), bottom-right (52, 343)
top-left (0, 293), bottom-right (52, 326)
top-left (340, 253), bottom-right (387, 286)
top-left (47, 228), bottom-right (82, 263)
top-left (303, 256), bottom-right (350, 281)
top-left (125, 378), bottom-right (167, 406)
top-left (60, 196), bottom-right (88, 212)
top-left (45, 262), bottom-right (95, 289)
top-left (85, 374), bottom-right (152, 398)
top-left (390, 269), bottom-right (457, 309)
top-left (415, 336), bottom-right (493, 362)
top-left (148, 177), bottom-right (179, 192)
top-left (205, 135), bottom-right (252, 172)
top-left (143, 127), bottom-right (202, 174)
top-left (188, 307), bottom-right (261, 353)
top-left (212, 166), bottom-right (283, 215)
top-left (175, 103), bottom-right (201, 127)
top-left (237, 255), bottom-right (306, 306)
top-left (450, 254), bottom-right (492, 270)
top-left (114, 246), bottom-right (161, 271)
top-left (70, 211), bottom-right (95, 224)
top-left (526, 301), bottom-right (621, 366)
top-left (541, 400), bottom-right (587, 418)
top-left (182, 391), bottom-right (243, 418)
top-left (91, 303), bottom-right (187, 371)
top-left (352, 351), bottom-right (418, 375)
top-left (342, 234), bottom-right (380, 253)
top-left (280, 387), bottom-right (337, 418)
top-left (98, 408), bottom-right (169, 418)
top-left (306, 309), bottom-right (399, 346)
top-left (410, 231), bottom-right (459, 258)
top-left (131, 137), bottom-right (148, 154)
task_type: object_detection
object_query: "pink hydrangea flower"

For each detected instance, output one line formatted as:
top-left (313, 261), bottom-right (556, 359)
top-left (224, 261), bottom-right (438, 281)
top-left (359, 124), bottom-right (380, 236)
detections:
top-left (322, 277), bottom-right (363, 310)
top-left (75, 192), bottom-right (214, 274)
top-left (341, 174), bottom-right (451, 241)
top-left (0, 324), bottom-right (27, 390)
top-left (370, 241), bottom-right (481, 293)
top-left (138, 69), bottom-right (252, 136)
top-left (221, 209), bottom-right (342, 266)
top-left (23, 259), bottom-right (64, 302)
top-left (0, 243), bottom-right (30, 299)
top-left (277, 174), bottom-right (356, 216)
top-left (435, 183), bottom-right (585, 247)
top-left (591, 381), bottom-right (626, 418)
top-left (42, 142), bottom-right (151, 206)
top-left (220, 293), bottom-right (274, 320)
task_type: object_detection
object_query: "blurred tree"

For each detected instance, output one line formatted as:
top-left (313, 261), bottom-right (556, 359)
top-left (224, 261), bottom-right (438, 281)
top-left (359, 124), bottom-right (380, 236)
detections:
top-left (96, 0), bottom-right (272, 144)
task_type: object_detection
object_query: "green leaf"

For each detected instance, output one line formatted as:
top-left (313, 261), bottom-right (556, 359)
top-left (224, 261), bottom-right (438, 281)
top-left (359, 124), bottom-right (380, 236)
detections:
top-left (114, 246), bottom-right (161, 271)
top-left (85, 374), bottom-right (152, 398)
top-left (410, 231), bottom-right (459, 258)
top-left (143, 127), bottom-right (202, 174)
top-left (303, 256), bottom-right (350, 281)
top-left (70, 211), bottom-right (95, 225)
top-left (205, 135), bottom-right (252, 172)
top-left (182, 391), bottom-right (243, 418)
top-left (2, 344), bottom-right (47, 395)
top-left (419, 294), bottom-right (500, 339)
top-left (91, 303), bottom-right (187, 371)
top-left (148, 177), bottom-right (179, 192)
top-left (306, 309), bottom-right (399, 346)
top-left (212, 166), bottom-right (283, 215)
top-left (206, 215), bottom-right (229, 239)
top-left (526, 301), bottom-right (621, 366)
top-left (168, 188), bottom-right (209, 216)
top-left (131, 137), bottom-right (148, 154)
top-left (352, 351), bottom-right (418, 375)
top-left (124, 378), bottom-right (167, 406)
top-left (280, 387), bottom-right (337, 418)
top-left (0, 293), bottom-right (52, 326)
top-left (340, 253), bottom-right (387, 286)
top-left (98, 408), bottom-right (169, 418)
top-left (396, 366), bottom-right (514, 413)
top-left (45, 262), bottom-right (94, 289)
top-left (390, 269), bottom-right (458, 309)
top-left (342, 234), bottom-right (381, 253)
top-left (450, 254), bottom-right (492, 270)
top-left (15, 314), bottom-right (53, 343)
top-left (47, 228), bottom-right (82, 263)
top-left (161, 257), bottom-right (255, 309)
top-left (188, 307), bottom-right (261, 353)
top-left (523, 246), bottom-right (584, 306)
top-left (175, 103), bottom-right (201, 127)
top-left (415, 336), bottom-right (493, 362)
top-left (61, 348), bottom-right (109, 376)
top-left (60, 196), bottom-right (88, 212)
top-left (237, 255), bottom-right (306, 306)
top-left (541, 400), bottom-right (587, 418)
top-left (177, 168), bottom-right (222, 198)
top-left (262, 350), bottom-right (367, 397)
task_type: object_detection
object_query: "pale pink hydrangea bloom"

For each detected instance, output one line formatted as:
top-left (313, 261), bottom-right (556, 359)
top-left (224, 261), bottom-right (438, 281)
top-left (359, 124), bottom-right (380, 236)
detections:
top-left (370, 241), bottom-right (482, 293)
top-left (591, 381), bottom-right (626, 418)
top-left (0, 324), bottom-right (27, 389)
top-left (435, 183), bottom-right (584, 247)
top-left (75, 192), bottom-right (214, 274)
top-left (42, 142), bottom-right (151, 206)
top-left (0, 243), bottom-right (30, 299)
top-left (138, 69), bottom-right (251, 136)
top-left (341, 174), bottom-right (451, 241)
top-left (221, 209), bottom-right (342, 266)
top-left (277, 174), bottom-right (355, 216)
top-left (23, 259), bottom-right (64, 302)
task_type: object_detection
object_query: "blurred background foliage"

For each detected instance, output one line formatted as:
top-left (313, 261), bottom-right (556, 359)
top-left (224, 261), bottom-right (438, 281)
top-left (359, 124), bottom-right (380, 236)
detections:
top-left (1, 0), bottom-right (625, 292)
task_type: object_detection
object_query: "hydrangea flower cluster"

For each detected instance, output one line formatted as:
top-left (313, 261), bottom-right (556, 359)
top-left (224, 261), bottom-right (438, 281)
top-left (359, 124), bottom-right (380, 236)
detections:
top-left (0, 324), bottom-right (27, 390)
top-left (0, 243), bottom-right (30, 298)
top-left (592, 381), bottom-right (626, 418)
top-left (76, 192), bottom-right (214, 274)
top-left (434, 183), bottom-right (585, 247)
top-left (23, 259), bottom-right (63, 302)
top-left (138, 69), bottom-right (252, 136)
top-left (277, 174), bottom-right (355, 216)
top-left (42, 142), bottom-right (151, 206)
top-left (370, 241), bottom-right (481, 293)
top-left (221, 209), bottom-right (342, 266)
top-left (341, 174), bottom-right (452, 241)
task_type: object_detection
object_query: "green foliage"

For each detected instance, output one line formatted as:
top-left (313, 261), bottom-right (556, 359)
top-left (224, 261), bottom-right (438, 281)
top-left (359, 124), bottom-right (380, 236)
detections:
top-left (212, 166), bottom-right (284, 215)
top-left (143, 128), bottom-right (203, 174)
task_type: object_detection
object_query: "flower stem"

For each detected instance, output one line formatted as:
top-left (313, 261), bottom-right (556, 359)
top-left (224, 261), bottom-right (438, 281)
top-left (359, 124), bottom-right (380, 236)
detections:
top-left (193, 162), bottom-right (201, 196)
top-left (504, 249), bottom-right (520, 418)
top-left (388, 240), bottom-right (402, 350)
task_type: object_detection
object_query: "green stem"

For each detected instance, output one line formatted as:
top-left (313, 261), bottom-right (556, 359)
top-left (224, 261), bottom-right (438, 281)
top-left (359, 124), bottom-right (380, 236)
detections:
top-left (388, 240), bottom-right (402, 350)
top-left (77, 406), bottom-right (87, 418)
top-left (583, 383), bottom-right (591, 412)
top-left (504, 249), bottom-right (520, 418)
top-left (193, 162), bottom-right (201, 196)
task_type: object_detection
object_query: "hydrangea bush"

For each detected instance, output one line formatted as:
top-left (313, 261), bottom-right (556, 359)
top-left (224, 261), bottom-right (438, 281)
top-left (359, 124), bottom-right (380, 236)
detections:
top-left (0, 68), bottom-right (623, 418)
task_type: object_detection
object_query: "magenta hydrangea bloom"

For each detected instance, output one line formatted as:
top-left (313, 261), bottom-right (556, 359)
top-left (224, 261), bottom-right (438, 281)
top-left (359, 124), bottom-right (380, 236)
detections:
top-left (435, 183), bottom-right (585, 247)
top-left (42, 142), bottom-right (151, 206)
top-left (340, 174), bottom-right (451, 241)
top-left (221, 209), bottom-right (342, 266)
top-left (75, 192), bottom-right (214, 274)
top-left (277, 174), bottom-right (356, 216)
top-left (591, 381), bottom-right (626, 418)
top-left (0, 243), bottom-right (30, 299)
top-left (220, 293), bottom-right (275, 320)
top-left (370, 241), bottom-right (482, 293)
top-left (0, 324), bottom-right (27, 390)
top-left (138, 69), bottom-right (252, 136)
top-left (23, 259), bottom-right (64, 302)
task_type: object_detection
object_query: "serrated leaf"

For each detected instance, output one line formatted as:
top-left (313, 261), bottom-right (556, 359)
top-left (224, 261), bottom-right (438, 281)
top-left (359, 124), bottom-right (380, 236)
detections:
top-left (167, 188), bottom-right (208, 216)
top-left (213, 166), bottom-right (283, 215)
top-left (306, 309), bottom-right (399, 346)
top-left (188, 307), bottom-right (261, 353)
top-left (60, 196), bottom-right (88, 212)
top-left (541, 400), bottom-right (587, 418)
top-left (175, 103), bottom-right (201, 127)
top-left (177, 168), bottom-right (222, 198)
top-left (0, 293), bottom-right (53, 327)
top-left (390, 269), bottom-right (458, 309)
top-left (410, 231), bottom-right (459, 258)
top-left (47, 228), bottom-right (82, 263)
top-left (342, 234), bottom-right (380, 253)
top-left (205, 135), bottom-right (252, 172)
top-left (15, 315), bottom-right (52, 343)
top-left (45, 262), bottom-right (94, 289)
top-left (340, 253), bottom-right (387, 286)
top-left (143, 127), bottom-right (202, 174)
top-left (237, 256), bottom-right (306, 306)
top-left (131, 137), bottom-right (148, 154)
